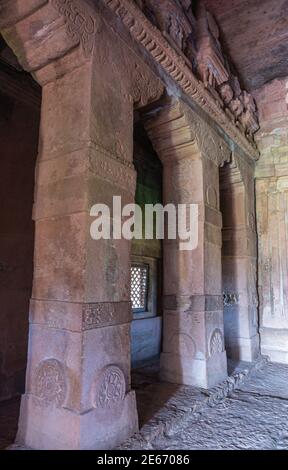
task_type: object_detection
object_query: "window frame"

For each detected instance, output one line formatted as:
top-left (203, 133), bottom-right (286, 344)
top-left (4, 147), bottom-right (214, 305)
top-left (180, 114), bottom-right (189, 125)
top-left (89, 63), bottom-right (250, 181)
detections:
top-left (131, 256), bottom-right (159, 320)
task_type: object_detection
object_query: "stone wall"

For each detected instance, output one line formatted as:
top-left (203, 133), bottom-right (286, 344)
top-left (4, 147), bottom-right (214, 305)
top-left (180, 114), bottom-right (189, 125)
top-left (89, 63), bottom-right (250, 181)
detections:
top-left (254, 77), bottom-right (288, 363)
top-left (0, 86), bottom-right (40, 400)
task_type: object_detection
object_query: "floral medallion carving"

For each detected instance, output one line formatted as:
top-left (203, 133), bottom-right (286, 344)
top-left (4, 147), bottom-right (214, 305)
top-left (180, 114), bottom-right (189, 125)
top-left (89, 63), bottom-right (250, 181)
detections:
top-left (94, 365), bottom-right (126, 409)
top-left (209, 329), bottom-right (224, 356)
top-left (34, 359), bottom-right (67, 406)
top-left (52, 0), bottom-right (99, 57)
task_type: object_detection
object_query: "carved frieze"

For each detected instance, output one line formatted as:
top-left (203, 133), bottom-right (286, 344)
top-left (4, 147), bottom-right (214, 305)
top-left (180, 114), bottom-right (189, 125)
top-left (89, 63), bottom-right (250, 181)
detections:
top-left (136, 0), bottom-right (197, 68)
top-left (82, 302), bottom-right (132, 330)
top-left (103, 0), bottom-right (259, 159)
top-left (196, 4), bottom-right (229, 88)
top-left (88, 149), bottom-right (137, 195)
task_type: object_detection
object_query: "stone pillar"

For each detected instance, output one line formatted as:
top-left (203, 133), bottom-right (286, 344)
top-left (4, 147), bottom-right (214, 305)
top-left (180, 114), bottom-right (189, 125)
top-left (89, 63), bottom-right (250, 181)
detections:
top-left (144, 99), bottom-right (228, 388)
top-left (0, 0), bottom-right (146, 450)
top-left (220, 154), bottom-right (260, 361)
top-left (17, 61), bottom-right (140, 450)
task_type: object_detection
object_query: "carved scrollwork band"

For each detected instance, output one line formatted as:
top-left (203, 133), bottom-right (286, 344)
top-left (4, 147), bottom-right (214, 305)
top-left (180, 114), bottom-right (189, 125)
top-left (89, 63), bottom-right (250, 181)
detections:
top-left (88, 149), bottom-right (137, 195)
top-left (52, 0), bottom-right (100, 57)
top-left (82, 302), bottom-right (132, 330)
top-left (103, 0), bottom-right (259, 160)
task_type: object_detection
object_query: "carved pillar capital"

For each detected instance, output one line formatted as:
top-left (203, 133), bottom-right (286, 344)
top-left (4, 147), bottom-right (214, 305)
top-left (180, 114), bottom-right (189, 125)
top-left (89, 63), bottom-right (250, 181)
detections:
top-left (0, 0), bottom-right (102, 85)
top-left (143, 97), bottom-right (232, 168)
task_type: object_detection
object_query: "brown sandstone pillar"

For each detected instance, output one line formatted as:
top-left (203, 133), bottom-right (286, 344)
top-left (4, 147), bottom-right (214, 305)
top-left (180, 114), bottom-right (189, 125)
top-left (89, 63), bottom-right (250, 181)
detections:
top-left (15, 38), bottom-right (138, 452)
top-left (144, 100), bottom-right (228, 388)
top-left (1, 0), bottom-right (166, 448)
top-left (220, 155), bottom-right (260, 361)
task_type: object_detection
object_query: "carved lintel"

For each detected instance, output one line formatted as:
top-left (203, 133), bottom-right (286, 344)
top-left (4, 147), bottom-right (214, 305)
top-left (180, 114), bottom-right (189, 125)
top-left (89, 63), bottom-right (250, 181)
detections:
top-left (103, 0), bottom-right (259, 160)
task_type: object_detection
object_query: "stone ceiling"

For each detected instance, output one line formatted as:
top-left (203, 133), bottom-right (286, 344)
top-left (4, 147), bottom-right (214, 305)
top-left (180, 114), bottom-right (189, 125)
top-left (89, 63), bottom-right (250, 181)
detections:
top-left (204, 0), bottom-right (288, 91)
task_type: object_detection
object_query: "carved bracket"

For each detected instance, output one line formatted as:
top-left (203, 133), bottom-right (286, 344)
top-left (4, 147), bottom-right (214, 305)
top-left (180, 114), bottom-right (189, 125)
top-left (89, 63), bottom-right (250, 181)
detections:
top-left (52, 0), bottom-right (100, 57)
top-left (130, 62), bottom-right (164, 109)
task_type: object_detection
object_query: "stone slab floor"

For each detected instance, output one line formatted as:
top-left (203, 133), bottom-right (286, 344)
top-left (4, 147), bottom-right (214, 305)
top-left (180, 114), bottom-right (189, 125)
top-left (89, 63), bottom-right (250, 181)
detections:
top-left (0, 361), bottom-right (287, 450)
top-left (129, 361), bottom-right (288, 450)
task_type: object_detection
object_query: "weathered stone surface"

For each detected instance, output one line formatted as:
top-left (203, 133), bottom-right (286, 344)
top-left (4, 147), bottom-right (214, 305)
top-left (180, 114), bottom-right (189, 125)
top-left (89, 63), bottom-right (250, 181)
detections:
top-left (120, 359), bottom-right (288, 450)
top-left (205, 0), bottom-right (288, 91)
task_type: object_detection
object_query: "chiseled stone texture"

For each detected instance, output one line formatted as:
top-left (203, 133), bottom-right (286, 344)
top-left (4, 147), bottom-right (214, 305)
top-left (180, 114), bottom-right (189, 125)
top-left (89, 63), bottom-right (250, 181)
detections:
top-left (2, 360), bottom-right (288, 450)
top-left (205, 0), bottom-right (288, 91)
top-left (123, 360), bottom-right (288, 450)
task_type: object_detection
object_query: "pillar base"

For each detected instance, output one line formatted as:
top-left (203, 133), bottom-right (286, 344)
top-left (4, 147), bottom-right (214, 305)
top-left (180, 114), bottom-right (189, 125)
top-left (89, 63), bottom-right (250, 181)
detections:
top-left (260, 328), bottom-right (288, 364)
top-left (160, 351), bottom-right (227, 389)
top-left (225, 333), bottom-right (260, 362)
top-left (16, 391), bottom-right (138, 450)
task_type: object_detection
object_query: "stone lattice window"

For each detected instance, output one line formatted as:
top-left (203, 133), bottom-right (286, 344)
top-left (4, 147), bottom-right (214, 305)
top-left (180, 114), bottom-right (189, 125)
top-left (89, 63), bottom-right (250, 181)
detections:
top-left (131, 264), bottom-right (149, 313)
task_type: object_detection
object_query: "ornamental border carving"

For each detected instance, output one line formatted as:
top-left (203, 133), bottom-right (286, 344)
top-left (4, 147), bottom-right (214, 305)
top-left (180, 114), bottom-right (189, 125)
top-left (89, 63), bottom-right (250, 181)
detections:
top-left (82, 301), bottom-right (132, 330)
top-left (34, 358), bottom-right (67, 407)
top-left (52, 0), bottom-right (100, 57)
top-left (88, 149), bottom-right (137, 195)
top-left (102, 0), bottom-right (259, 160)
top-left (93, 365), bottom-right (126, 409)
top-left (209, 328), bottom-right (224, 357)
top-left (184, 104), bottom-right (232, 167)
top-left (145, 98), bottom-right (232, 168)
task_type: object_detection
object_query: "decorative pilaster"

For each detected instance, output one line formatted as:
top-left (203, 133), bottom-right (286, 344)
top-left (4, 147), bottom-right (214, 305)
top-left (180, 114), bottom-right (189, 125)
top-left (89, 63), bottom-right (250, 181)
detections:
top-left (220, 153), bottom-right (260, 361)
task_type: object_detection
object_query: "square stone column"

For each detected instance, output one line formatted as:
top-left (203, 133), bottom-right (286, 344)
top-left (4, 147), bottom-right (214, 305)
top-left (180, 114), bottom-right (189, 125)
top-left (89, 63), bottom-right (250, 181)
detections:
top-left (144, 99), bottom-right (228, 388)
top-left (16, 50), bottom-right (138, 450)
top-left (220, 156), bottom-right (260, 361)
